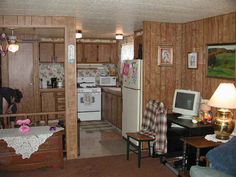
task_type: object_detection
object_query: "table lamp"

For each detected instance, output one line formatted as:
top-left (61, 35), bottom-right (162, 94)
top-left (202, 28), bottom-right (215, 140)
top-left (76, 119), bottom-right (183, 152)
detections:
top-left (208, 83), bottom-right (236, 140)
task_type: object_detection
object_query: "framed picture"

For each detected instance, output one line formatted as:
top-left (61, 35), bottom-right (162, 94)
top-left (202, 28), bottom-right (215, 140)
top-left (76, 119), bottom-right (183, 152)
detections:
top-left (157, 45), bottom-right (173, 66)
top-left (207, 43), bottom-right (236, 79)
top-left (188, 52), bottom-right (197, 69)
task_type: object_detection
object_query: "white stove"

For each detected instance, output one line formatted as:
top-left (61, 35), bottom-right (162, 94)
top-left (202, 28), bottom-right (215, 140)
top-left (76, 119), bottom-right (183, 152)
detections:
top-left (77, 77), bottom-right (101, 121)
top-left (77, 87), bottom-right (101, 93)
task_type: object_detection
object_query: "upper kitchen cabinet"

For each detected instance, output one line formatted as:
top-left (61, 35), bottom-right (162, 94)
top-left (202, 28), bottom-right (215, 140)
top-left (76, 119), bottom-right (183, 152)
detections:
top-left (54, 43), bottom-right (65, 63)
top-left (39, 42), bottom-right (65, 63)
top-left (134, 30), bottom-right (143, 59)
top-left (98, 44), bottom-right (111, 63)
top-left (76, 43), bottom-right (83, 63)
top-left (110, 43), bottom-right (118, 64)
top-left (76, 42), bottom-right (118, 64)
top-left (83, 44), bottom-right (98, 63)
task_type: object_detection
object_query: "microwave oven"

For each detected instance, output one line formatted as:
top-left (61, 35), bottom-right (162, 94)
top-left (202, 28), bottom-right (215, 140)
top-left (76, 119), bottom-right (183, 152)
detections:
top-left (99, 77), bottom-right (117, 86)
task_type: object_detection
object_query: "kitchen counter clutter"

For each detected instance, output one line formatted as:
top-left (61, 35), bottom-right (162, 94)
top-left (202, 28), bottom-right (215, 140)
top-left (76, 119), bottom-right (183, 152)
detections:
top-left (102, 87), bottom-right (122, 129)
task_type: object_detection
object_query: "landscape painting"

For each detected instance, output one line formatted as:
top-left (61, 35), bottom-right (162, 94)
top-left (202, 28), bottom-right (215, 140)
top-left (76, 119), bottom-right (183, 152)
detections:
top-left (207, 44), bottom-right (236, 79)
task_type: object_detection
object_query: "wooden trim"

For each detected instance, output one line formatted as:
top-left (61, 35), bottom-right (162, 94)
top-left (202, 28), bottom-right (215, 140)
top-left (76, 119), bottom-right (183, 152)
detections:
top-left (0, 15), bottom-right (78, 160)
top-left (0, 111), bottom-right (65, 118)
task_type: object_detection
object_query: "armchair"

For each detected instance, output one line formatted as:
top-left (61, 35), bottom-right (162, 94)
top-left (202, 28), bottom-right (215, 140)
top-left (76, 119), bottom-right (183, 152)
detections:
top-left (190, 136), bottom-right (236, 177)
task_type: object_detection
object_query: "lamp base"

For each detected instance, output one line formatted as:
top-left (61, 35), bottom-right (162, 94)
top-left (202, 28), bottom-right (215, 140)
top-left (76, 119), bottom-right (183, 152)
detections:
top-left (214, 109), bottom-right (235, 140)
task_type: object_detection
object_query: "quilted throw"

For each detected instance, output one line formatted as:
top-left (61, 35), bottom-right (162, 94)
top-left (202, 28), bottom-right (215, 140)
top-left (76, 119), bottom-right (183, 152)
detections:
top-left (139, 100), bottom-right (167, 154)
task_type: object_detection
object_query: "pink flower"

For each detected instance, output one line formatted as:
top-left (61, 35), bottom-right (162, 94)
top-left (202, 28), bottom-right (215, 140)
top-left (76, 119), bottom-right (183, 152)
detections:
top-left (16, 119), bottom-right (31, 126)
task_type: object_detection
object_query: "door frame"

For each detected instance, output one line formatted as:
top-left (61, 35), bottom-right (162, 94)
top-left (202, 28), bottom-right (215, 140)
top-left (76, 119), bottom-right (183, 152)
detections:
top-left (0, 16), bottom-right (77, 159)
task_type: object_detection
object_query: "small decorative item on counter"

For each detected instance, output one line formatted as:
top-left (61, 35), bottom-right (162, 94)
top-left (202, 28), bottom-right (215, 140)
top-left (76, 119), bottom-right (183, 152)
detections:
top-left (199, 99), bottom-right (213, 124)
top-left (57, 79), bottom-right (63, 88)
top-left (192, 117), bottom-right (202, 124)
top-left (199, 111), bottom-right (213, 124)
top-left (16, 119), bottom-right (31, 134)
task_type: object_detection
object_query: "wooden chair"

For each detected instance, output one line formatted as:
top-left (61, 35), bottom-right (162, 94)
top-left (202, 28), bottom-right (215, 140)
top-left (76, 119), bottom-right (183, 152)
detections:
top-left (126, 132), bottom-right (155, 168)
top-left (126, 100), bottom-right (167, 168)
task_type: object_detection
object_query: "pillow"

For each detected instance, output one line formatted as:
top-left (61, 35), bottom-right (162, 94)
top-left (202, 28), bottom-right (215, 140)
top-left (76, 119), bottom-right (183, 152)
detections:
top-left (206, 136), bottom-right (236, 176)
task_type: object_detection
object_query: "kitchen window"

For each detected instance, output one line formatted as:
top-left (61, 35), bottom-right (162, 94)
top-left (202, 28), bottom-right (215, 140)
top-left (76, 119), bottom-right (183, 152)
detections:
top-left (121, 42), bottom-right (134, 61)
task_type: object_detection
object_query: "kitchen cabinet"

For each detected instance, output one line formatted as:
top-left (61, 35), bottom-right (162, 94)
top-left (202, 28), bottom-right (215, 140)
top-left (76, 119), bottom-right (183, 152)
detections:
top-left (102, 88), bottom-right (122, 129)
top-left (98, 44), bottom-right (111, 63)
top-left (40, 89), bottom-right (65, 120)
top-left (76, 43), bottom-right (83, 63)
top-left (39, 42), bottom-right (65, 63)
top-left (76, 43), bottom-right (118, 64)
top-left (54, 43), bottom-right (65, 63)
top-left (110, 43), bottom-right (118, 64)
top-left (83, 44), bottom-right (98, 63)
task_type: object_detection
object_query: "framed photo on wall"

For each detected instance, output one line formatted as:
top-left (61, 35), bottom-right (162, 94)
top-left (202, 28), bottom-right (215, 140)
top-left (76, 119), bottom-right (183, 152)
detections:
top-left (207, 43), bottom-right (236, 79)
top-left (157, 45), bottom-right (173, 66)
top-left (188, 52), bottom-right (197, 69)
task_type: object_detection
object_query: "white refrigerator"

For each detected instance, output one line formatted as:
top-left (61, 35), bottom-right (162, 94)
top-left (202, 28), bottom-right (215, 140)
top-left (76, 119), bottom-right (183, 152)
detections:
top-left (122, 59), bottom-right (143, 138)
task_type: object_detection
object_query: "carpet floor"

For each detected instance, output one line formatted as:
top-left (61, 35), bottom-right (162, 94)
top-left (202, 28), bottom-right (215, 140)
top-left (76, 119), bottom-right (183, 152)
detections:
top-left (0, 154), bottom-right (176, 177)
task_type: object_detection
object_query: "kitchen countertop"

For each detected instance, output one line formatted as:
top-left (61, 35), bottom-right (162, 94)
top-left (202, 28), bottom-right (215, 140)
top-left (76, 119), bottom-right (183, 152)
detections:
top-left (39, 88), bottom-right (65, 92)
top-left (102, 87), bottom-right (121, 96)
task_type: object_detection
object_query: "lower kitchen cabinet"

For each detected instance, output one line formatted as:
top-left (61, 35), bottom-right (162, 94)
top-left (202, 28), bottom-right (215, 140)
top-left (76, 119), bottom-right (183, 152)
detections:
top-left (40, 89), bottom-right (65, 120)
top-left (102, 88), bottom-right (122, 129)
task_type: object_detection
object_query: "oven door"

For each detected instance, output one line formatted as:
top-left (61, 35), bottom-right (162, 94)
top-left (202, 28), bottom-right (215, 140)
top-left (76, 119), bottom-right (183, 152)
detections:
top-left (78, 92), bottom-right (101, 112)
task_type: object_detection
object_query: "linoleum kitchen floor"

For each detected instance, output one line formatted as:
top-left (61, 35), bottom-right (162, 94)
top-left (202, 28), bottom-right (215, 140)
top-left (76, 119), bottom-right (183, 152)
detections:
top-left (79, 121), bottom-right (126, 159)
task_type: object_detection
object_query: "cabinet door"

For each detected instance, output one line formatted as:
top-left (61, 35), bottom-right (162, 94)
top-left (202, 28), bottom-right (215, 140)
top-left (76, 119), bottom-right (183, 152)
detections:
top-left (8, 43), bottom-right (35, 113)
top-left (104, 92), bottom-right (112, 122)
top-left (41, 92), bottom-right (56, 119)
top-left (101, 91), bottom-right (106, 120)
top-left (39, 43), bottom-right (54, 62)
top-left (76, 43), bottom-right (83, 63)
top-left (55, 43), bottom-right (65, 63)
top-left (83, 44), bottom-right (98, 63)
top-left (117, 96), bottom-right (122, 129)
top-left (111, 94), bottom-right (118, 126)
top-left (110, 43), bottom-right (118, 64)
top-left (55, 91), bottom-right (65, 120)
top-left (98, 44), bottom-right (111, 63)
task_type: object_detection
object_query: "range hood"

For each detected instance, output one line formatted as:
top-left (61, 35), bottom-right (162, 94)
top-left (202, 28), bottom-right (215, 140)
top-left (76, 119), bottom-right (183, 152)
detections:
top-left (76, 64), bottom-right (104, 69)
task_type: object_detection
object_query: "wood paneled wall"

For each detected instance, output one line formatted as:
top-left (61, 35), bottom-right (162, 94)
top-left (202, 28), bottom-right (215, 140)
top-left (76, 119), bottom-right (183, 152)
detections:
top-left (183, 13), bottom-right (236, 99)
top-left (143, 21), bottom-right (183, 111)
top-left (143, 12), bottom-right (236, 112)
top-left (0, 15), bottom-right (78, 159)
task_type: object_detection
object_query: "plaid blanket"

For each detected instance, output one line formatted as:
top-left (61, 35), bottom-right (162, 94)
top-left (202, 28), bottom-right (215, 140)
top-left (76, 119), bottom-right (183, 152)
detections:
top-left (139, 100), bottom-right (167, 154)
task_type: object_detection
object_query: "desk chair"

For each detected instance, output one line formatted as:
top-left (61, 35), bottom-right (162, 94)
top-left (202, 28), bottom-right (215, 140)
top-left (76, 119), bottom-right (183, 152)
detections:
top-left (126, 100), bottom-right (167, 168)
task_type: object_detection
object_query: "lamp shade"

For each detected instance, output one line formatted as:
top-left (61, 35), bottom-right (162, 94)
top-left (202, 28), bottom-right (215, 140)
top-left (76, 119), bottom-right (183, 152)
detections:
top-left (208, 83), bottom-right (236, 109)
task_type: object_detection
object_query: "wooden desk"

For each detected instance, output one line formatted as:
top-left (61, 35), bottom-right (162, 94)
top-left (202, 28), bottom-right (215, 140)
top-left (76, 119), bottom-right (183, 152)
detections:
top-left (167, 114), bottom-right (213, 136)
top-left (181, 136), bottom-right (221, 171)
top-left (162, 114), bottom-right (214, 176)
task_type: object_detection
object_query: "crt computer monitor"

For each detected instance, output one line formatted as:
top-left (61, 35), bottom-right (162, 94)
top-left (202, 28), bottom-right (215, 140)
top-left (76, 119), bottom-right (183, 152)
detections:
top-left (172, 89), bottom-right (201, 120)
